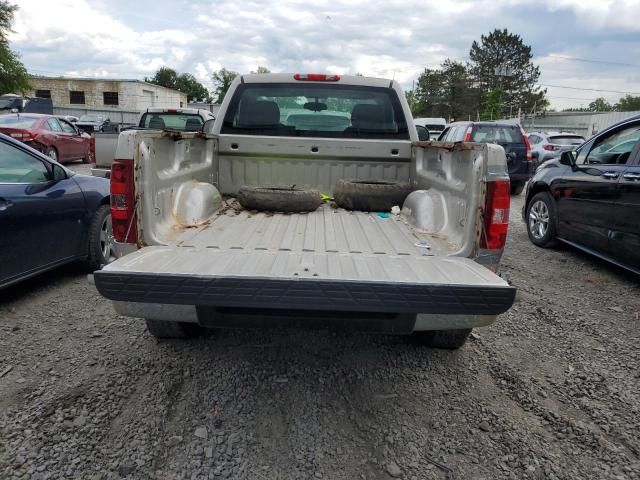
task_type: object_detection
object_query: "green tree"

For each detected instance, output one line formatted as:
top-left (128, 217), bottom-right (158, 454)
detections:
top-left (250, 66), bottom-right (270, 74)
top-left (469, 28), bottom-right (546, 115)
top-left (0, 1), bottom-right (30, 94)
top-left (480, 87), bottom-right (504, 120)
top-left (405, 89), bottom-right (418, 115)
top-left (615, 95), bottom-right (640, 111)
top-left (212, 68), bottom-right (239, 103)
top-left (588, 97), bottom-right (612, 112)
top-left (145, 67), bottom-right (212, 102)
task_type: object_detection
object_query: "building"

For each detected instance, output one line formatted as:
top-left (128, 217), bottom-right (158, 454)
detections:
top-left (521, 110), bottom-right (640, 138)
top-left (27, 76), bottom-right (188, 124)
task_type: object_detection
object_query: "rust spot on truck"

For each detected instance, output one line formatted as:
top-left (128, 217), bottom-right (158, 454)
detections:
top-left (414, 141), bottom-right (479, 151)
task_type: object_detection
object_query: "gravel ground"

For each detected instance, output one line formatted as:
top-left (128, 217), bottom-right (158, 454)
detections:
top-left (1, 181), bottom-right (639, 480)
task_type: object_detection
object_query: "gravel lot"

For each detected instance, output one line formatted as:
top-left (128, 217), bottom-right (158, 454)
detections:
top-left (1, 167), bottom-right (639, 480)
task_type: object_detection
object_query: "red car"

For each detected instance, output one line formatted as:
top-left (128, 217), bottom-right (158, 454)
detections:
top-left (0, 113), bottom-right (94, 164)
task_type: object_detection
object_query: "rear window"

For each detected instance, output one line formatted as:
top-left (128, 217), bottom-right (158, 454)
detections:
top-left (425, 124), bottom-right (445, 132)
top-left (221, 83), bottom-right (409, 139)
top-left (0, 116), bottom-right (39, 129)
top-left (471, 125), bottom-right (523, 144)
top-left (139, 113), bottom-right (204, 131)
top-left (549, 135), bottom-right (585, 145)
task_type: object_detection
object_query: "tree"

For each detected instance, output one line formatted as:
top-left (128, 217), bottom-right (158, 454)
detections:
top-left (469, 28), bottom-right (546, 115)
top-left (615, 95), bottom-right (640, 111)
top-left (588, 97), bottom-right (612, 112)
top-left (250, 66), bottom-right (270, 74)
top-left (480, 87), bottom-right (504, 120)
top-left (0, 1), bottom-right (30, 94)
top-left (145, 67), bottom-right (212, 102)
top-left (211, 68), bottom-right (238, 103)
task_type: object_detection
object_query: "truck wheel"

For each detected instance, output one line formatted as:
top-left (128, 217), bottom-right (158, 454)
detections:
top-left (414, 329), bottom-right (471, 349)
top-left (87, 205), bottom-right (115, 270)
top-left (526, 192), bottom-right (558, 248)
top-left (237, 185), bottom-right (322, 212)
top-left (510, 181), bottom-right (525, 195)
top-left (145, 319), bottom-right (203, 339)
top-left (333, 179), bottom-right (412, 212)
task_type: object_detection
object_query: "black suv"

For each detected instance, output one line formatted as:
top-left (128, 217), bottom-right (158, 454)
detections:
top-left (438, 121), bottom-right (533, 195)
top-left (523, 115), bottom-right (640, 274)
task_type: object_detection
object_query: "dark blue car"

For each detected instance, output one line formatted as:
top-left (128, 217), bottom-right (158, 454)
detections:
top-left (0, 133), bottom-right (113, 289)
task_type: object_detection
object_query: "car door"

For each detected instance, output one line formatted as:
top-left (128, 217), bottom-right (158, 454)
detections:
top-left (44, 117), bottom-right (68, 161)
top-left (555, 124), bottom-right (640, 254)
top-left (0, 139), bottom-right (87, 286)
top-left (609, 129), bottom-right (640, 270)
top-left (59, 118), bottom-right (84, 159)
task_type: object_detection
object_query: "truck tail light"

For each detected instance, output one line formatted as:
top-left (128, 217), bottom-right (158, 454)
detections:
top-left (521, 126), bottom-right (532, 162)
top-left (293, 73), bottom-right (340, 81)
top-left (110, 159), bottom-right (137, 243)
top-left (463, 126), bottom-right (473, 142)
top-left (480, 179), bottom-right (510, 250)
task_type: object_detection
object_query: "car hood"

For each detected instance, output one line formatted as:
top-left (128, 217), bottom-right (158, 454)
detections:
top-left (72, 173), bottom-right (110, 196)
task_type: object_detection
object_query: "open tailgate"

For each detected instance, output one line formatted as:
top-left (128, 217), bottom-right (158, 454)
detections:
top-left (94, 247), bottom-right (515, 315)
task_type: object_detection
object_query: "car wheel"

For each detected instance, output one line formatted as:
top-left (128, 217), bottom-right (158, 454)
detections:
top-left (413, 329), bottom-right (472, 349)
top-left (510, 181), bottom-right (525, 195)
top-left (87, 204), bottom-right (115, 270)
top-left (46, 147), bottom-right (58, 162)
top-left (526, 192), bottom-right (558, 248)
top-left (145, 319), bottom-right (203, 339)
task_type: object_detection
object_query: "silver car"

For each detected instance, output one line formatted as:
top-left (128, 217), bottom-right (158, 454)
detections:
top-left (528, 131), bottom-right (585, 164)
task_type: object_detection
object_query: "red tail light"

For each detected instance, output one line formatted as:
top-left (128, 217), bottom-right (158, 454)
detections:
top-left (110, 159), bottom-right (137, 243)
top-left (9, 130), bottom-right (35, 141)
top-left (521, 127), bottom-right (532, 162)
top-left (480, 179), bottom-right (510, 250)
top-left (543, 144), bottom-right (557, 151)
top-left (463, 126), bottom-right (473, 142)
top-left (293, 73), bottom-right (340, 81)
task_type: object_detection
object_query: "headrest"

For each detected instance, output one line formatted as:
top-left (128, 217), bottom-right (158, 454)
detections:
top-left (238, 100), bottom-right (280, 127)
top-left (350, 104), bottom-right (391, 130)
top-left (148, 116), bottom-right (165, 129)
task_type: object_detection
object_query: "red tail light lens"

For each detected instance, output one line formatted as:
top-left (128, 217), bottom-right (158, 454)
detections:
top-left (464, 126), bottom-right (473, 142)
top-left (521, 127), bottom-right (532, 162)
top-left (9, 130), bottom-right (35, 141)
top-left (543, 144), bottom-right (557, 151)
top-left (110, 159), bottom-right (137, 243)
top-left (293, 73), bottom-right (340, 81)
top-left (480, 179), bottom-right (510, 250)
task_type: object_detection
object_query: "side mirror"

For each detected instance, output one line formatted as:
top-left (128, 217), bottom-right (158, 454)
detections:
top-left (559, 151), bottom-right (577, 168)
top-left (416, 126), bottom-right (430, 141)
top-left (202, 118), bottom-right (215, 134)
top-left (51, 163), bottom-right (67, 181)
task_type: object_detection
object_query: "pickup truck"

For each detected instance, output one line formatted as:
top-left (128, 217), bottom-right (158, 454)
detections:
top-left (90, 107), bottom-right (216, 178)
top-left (94, 73), bottom-right (515, 349)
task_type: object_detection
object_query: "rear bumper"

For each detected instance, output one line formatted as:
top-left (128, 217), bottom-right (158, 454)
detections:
top-left (94, 271), bottom-right (516, 316)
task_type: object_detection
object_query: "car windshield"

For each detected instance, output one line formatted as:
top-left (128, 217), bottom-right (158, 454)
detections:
top-left (0, 116), bottom-right (38, 128)
top-left (79, 115), bottom-right (104, 122)
top-left (549, 135), bottom-right (585, 145)
top-left (222, 83), bottom-right (409, 139)
top-left (471, 125), bottom-right (524, 143)
top-left (139, 113), bottom-right (204, 131)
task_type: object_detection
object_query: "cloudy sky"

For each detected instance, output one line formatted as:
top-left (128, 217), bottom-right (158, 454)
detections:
top-left (9, 0), bottom-right (640, 110)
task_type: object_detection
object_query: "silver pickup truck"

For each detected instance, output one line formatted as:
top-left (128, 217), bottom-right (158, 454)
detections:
top-left (94, 73), bottom-right (515, 349)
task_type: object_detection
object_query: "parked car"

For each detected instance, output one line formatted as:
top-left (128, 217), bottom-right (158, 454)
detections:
top-left (523, 115), bottom-right (640, 274)
top-left (75, 114), bottom-right (111, 133)
top-left (0, 133), bottom-right (113, 289)
top-left (528, 131), bottom-right (585, 164)
top-left (414, 117), bottom-right (447, 139)
top-left (438, 121), bottom-right (533, 195)
top-left (93, 73), bottom-right (515, 348)
top-left (0, 114), bottom-right (94, 164)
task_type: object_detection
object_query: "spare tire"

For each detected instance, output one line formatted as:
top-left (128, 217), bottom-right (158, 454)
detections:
top-left (333, 179), bottom-right (413, 212)
top-left (237, 185), bottom-right (322, 213)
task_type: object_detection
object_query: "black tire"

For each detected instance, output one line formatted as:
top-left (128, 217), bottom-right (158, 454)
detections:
top-left (414, 329), bottom-right (471, 349)
top-left (510, 181), bottom-right (525, 195)
top-left (333, 179), bottom-right (413, 212)
top-left (526, 191), bottom-right (558, 248)
top-left (86, 204), bottom-right (114, 271)
top-left (145, 319), bottom-right (203, 339)
top-left (237, 185), bottom-right (322, 212)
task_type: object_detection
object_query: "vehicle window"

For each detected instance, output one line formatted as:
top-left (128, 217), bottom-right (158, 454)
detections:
top-left (471, 125), bottom-right (523, 143)
top-left (0, 141), bottom-right (50, 183)
top-left (584, 125), bottom-right (640, 165)
top-left (425, 124), bottom-right (444, 132)
top-left (445, 126), bottom-right (459, 141)
top-left (46, 118), bottom-right (62, 132)
top-left (416, 125), bottom-right (430, 141)
top-left (437, 127), bottom-right (450, 141)
top-left (139, 113), bottom-right (204, 131)
top-left (0, 116), bottom-right (38, 129)
top-left (528, 135), bottom-right (540, 144)
top-left (549, 135), bottom-right (585, 146)
top-left (221, 83), bottom-right (409, 139)
top-left (79, 115), bottom-right (104, 122)
top-left (58, 119), bottom-right (76, 133)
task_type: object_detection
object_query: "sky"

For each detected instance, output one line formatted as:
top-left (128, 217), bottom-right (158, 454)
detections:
top-left (9, 0), bottom-right (640, 110)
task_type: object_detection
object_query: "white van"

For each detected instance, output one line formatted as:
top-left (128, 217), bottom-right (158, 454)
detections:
top-left (414, 117), bottom-right (447, 138)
